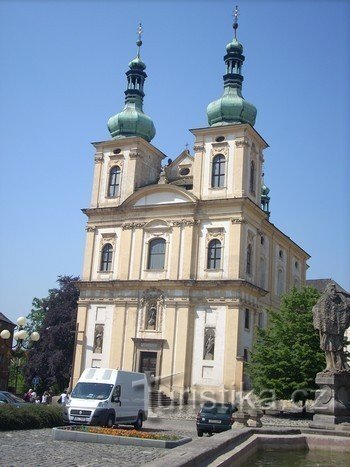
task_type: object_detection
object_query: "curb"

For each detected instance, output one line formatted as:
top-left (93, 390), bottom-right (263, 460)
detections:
top-left (52, 427), bottom-right (191, 449)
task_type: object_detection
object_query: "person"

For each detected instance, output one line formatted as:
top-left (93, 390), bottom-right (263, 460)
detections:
top-left (35, 396), bottom-right (41, 404)
top-left (30, 390), bottom-right (37, 403)
top-left (58, 389), bottom-right (68, 405)
top-left (42, 391), bottom-right (49, 404)
top-left (23, 389), bottom-right (33, 402)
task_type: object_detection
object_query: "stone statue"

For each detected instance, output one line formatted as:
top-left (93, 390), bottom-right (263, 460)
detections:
top-left (203, 328), bottom-right (215, 360)
top-left (313, 283), bottom-right (350, 373)
top-left (93, 324), bottom-right (104, 354)
top-left (146, 307), bottom-right (157, 330)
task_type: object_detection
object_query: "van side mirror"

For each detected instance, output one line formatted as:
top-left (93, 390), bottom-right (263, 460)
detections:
top-left (113, 385), bottom-right (121, 401)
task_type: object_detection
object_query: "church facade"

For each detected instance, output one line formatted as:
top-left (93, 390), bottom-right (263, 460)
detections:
top-left (72, 19), bottom-right (309, 401)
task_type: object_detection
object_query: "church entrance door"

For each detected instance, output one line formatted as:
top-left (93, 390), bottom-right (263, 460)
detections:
top-left (139, 351), bottom-right (157, 387)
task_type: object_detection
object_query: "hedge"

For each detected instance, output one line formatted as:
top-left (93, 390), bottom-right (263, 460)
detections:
top-left (0, 404), bottom-right (64, 431)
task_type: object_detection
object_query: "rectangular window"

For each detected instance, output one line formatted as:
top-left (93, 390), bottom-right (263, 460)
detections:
top-left (244, 309), bottom-right (250, 330)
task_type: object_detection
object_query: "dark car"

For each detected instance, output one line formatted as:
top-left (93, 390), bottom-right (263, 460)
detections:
top-left (0, 391), bottom-right (27, 407)
top-left (196, 402), bottom-right (237, 437)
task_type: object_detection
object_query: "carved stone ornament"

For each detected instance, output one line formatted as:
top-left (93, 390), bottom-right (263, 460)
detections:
top-left (140, 288), bottom-right (165, 307)
top-left (85, 226), bottom-right (96, 232)
top-left (99, 234), bottom-right (116, 251)
top-left (206, 227), bottom-right (225, 243)
top-left (235, 138), bottom-right (250, 148)
top-left (122, 222), bottom-right (146, 230)
top-left (129, 150), bottom-right (143, 159)
top-left (94, 153), bottom-right (104, 163)
top-left (172, 219), bottom-right (200, 227)
top-left (211, 144), bottom-right (228, 157)
top-left (231, 218), bottom-right (247, 224)
top-left (193, 145), bottom-right (205, 152)
top-left (108, 158), bottom-right (124, 169)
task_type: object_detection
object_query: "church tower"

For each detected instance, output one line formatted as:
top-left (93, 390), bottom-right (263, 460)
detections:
top-left (89, 24), bottom-right (164, 210)
top-left (73, 12), bottom-right (309, 403)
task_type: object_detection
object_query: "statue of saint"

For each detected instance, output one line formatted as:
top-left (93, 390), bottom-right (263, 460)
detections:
top-left (93, 325), bottom-right (104, 354)
top-left (313, 283), bottom-right (350, 373)
top-left (146, 307), bottom-right (157, 330)
top-left (203, 329), bottom-right (215, 360)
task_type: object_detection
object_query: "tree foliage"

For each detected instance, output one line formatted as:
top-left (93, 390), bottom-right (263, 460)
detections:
top-left (23, 276), bottom-right (79, 393)
top-left (247, 287), bottom-right (325, 400)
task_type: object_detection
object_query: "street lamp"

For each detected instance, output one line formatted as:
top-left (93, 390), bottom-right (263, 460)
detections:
top-left (0, 316), bottom-right (40, 350)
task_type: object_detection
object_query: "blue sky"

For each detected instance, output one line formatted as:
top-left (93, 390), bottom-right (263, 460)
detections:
top-left (0, 1), bottom-right (349, 325)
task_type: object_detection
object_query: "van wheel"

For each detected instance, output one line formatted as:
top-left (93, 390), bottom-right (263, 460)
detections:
top-left (106, 415), bottom-right (114, 428)
top-left (133, 413), bottom-right (143, 430)
top-left (197, 430), bottom-right (203, 437)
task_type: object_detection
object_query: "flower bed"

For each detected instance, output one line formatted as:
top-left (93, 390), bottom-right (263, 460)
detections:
top-left (62, 425), bottom-right (180, 441)
top-left (52, 425), bottom-right (192, 448)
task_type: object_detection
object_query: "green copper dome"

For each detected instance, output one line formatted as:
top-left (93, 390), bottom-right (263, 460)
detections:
top-left (207, 19), bottom-right (257, 127)
top-left (226, 37), bottom-right (243, 53)
top-left (107, 26), bottom-right (155, 142)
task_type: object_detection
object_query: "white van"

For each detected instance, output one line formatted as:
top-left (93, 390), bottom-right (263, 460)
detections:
top-left (63, 368), bottom-right (148, 429)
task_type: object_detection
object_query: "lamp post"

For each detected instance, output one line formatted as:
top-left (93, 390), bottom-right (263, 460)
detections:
top-left (0, 316), bottom-right (40, 351)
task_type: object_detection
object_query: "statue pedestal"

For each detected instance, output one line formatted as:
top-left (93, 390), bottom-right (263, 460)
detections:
top-left (310, 372), bottom-right (350, 428)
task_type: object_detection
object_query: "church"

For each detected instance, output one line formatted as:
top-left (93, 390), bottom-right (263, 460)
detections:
top-left (72, 15), bottom-right (309, 401)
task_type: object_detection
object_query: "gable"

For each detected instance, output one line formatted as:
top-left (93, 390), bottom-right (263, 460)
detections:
top-left (134, 190), bottom-right (191, 206)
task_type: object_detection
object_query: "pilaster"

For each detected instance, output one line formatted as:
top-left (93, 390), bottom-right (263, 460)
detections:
top-left (82, 227), bottom-right (96, 281)
top-left (119, 227), bottom-right (133, 279)
top-left (122, 304), bottom-right (138, 370)
top-left (223, 305), bottom-right (239, 388)
top-left (108, 305), bottom-right (126, 369)
top-left (72, 304), bottom-right (88, 386)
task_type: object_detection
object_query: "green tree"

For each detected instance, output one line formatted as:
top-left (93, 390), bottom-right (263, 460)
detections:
top-left (247, 287), bottom-right (324, 401)
top-left (23, 276), bottom-right (79, 393)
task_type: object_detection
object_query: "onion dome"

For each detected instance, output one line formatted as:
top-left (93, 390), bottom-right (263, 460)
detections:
top-left (207, 9), bottom-right (257, 127)
top-left (108, 24), bottom-right (156, 142)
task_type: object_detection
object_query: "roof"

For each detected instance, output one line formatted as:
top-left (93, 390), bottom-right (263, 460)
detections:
top-left (0, 312), bottom-right (15, 327)
top-left (306, 278), bottom-right (349, 295)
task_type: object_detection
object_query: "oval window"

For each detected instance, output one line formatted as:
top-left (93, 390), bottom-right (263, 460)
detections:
top-left (113, 148), bottom-right (121, 155)
top-left (180, 168), bottom-right (190, 176)
top-left (215, 136), bottom-right (225, 142)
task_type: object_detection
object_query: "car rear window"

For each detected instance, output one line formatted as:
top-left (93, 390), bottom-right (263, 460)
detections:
top-left (201, 402), bottom-right (232, 414)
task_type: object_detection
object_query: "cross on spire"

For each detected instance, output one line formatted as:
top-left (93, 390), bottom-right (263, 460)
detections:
top-left (233, 5), bottom-right (239, 38)
top-left (137, 22), bottom-right (143, 57)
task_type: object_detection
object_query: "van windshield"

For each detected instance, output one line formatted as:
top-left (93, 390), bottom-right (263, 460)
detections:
top-left (71, 382), bottom-right (114, 400)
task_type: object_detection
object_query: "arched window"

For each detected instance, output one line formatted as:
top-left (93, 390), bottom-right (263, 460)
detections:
top-left (246, 244), bottom-right (253, 275)
top-left (108, 166), bottom-right (121, 197)
top-left (211, 155), bottom-right (226, 188)
top-left (147, 238), bottom-right (166, 270)
top-left (207, 239), bottom-right (222, 270)
top-left (249, 161), bottom-right (255, 194)
top-left (100, 243), bottom-right (113, 271)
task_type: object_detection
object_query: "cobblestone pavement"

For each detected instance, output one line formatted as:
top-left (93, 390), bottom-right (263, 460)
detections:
top-left (151, 405), bottom-right (310, 427)
top-left (0, 419), bottom-right (196, 467)
top-left (0, 408), bottom-right (310, 466)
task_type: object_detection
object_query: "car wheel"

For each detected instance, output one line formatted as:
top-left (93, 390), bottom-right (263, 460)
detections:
top-left (197, 430), bottom-right (203, 437)
top-left (133, 413), bottom-right (143, 430)
top-left (106, 415), bottom-right (114, 428)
